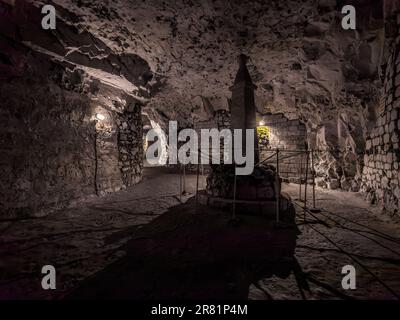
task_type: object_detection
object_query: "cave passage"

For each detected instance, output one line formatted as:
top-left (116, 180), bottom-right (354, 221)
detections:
top-left (1, 0), bottom-right (400, 301)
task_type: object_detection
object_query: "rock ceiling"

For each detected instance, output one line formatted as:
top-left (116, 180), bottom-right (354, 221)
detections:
top-left (4, 1), bottom-right (397, 129)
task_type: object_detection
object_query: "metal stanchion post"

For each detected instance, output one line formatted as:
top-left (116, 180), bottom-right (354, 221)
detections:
top-left (310, 149), bottom-right (321, 213)
top-left (299, 152), bottom-right (303, 202)
top-left (232, 166), bottom-right (237, 221)
top-left (304, 150), bottom-right (310, 215)
top-left (201, 164), bottom-right (204, 189)
top-left (183, 164), bottom-right (186, 194)
top-left (179, 164), bottom-right (182, 202)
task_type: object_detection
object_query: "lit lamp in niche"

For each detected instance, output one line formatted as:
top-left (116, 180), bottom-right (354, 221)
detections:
top-left (257, 118), bottom-right (270, 150)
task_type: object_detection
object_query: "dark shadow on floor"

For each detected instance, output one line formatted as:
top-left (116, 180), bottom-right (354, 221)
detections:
top-left (64, 197), bottom-right (299, 299)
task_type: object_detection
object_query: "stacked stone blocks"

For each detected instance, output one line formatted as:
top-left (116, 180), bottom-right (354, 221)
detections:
top-left (361, 16), bottom-right (400, 215)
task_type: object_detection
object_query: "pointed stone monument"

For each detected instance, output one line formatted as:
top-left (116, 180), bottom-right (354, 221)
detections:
top-left (230, 54), bottom-right (259, 164)
top-left (203, 54), bottom-right (285, 210)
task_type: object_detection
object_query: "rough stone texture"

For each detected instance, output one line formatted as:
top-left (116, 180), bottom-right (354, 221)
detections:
top-left (230, 54), bottom-right (259, 162)
top-left (117, 103), bottom-right (144, 187)
top-left (0, 0), bottom-right (153, 108)
top-left (0, 55), bottom-right (144, 217)
top-left (206, 164), bottom-right (278, 200)
top-left (0, 9), bottom-right (145, 217)
top-left (192, 109), bottom-right (231, 163)
top-left (93, 111), bottom-right (124, 195)
top-left (361, 14), bottom-right (400, 216)
top-left (260, 113), bottom-right (308, 181)
top-left (0, 168), bottom-right (201, 299)
top-left (0, 51), bottom-right (97, 217)
top-left (39, 0), bottom-right (391, 183)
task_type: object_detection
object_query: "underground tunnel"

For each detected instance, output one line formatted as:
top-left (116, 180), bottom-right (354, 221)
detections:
top-left (0, 0), bottom-right (400, 304)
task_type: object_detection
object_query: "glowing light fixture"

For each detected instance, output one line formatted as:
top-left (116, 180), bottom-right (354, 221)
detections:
top-left (259, 120), bottom-right (265, 126)
top-left (96, 113), bottom-right (105, 121)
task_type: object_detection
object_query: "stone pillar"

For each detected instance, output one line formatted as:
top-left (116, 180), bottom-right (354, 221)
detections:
top-left (117, 102), bottom-right (144, 187)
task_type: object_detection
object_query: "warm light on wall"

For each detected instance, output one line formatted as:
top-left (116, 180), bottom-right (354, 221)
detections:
top-left (96, 113), bottom-right (105, 121)
top-left (257, 125), bottom-right (270, 138)
top-left (259, 120), bottom-right (265, 126)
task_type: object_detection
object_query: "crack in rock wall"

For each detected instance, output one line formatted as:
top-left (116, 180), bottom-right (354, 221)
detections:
top-left (1, 0), bottom-right (400, 217)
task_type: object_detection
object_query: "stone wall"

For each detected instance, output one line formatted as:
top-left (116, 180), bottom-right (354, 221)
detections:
top-left (117, 104), bottom-right (144, 187)
top-left (260, 113), bottom-right (308, 181)
top-left (0, 71), bottom-right (97, 217)
top-left (215, 110), bottom-right (231, 130)
top-left (193, 109), bottom-right (230, 133)
top-left (361, 14), bottom-right (400, 216)
top-left (0, 41), bottom-right (144, 217)
top-left (193, 110), bottom-right (307, 180)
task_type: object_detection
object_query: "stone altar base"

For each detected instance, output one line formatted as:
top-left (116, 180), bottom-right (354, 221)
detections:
top-left (198, 190), bottom-right (292, 218)
top-left (202, 164), bottom-right (293, 219)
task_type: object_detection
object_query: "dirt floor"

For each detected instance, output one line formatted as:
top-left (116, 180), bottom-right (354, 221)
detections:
top-left (0, 168), bottom-right (399, 300)
top-left (250, 184), bottom-right (400, 300)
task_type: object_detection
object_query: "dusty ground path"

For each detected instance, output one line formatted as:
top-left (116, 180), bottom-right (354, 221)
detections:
top-left (249, 184), bottom-right (400, 300)
top-left (0, 167), bottom-right (204, 299)
top-left (0, 169), bottom-right (399, 299)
